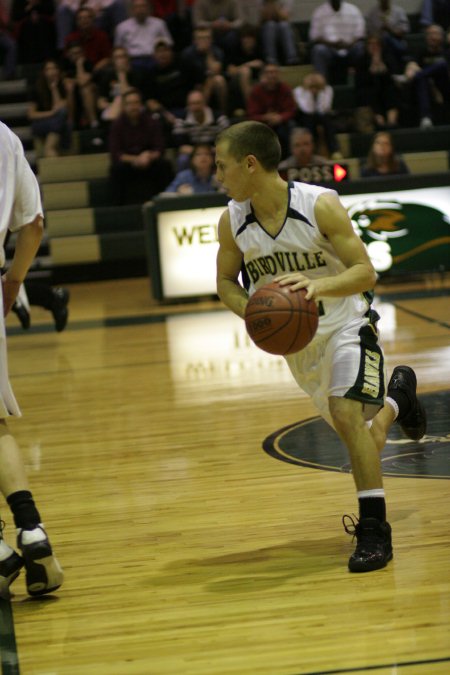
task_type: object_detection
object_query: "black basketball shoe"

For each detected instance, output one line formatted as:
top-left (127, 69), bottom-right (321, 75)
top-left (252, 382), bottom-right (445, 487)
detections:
top-left (50, 288), bottom-right (69, 333)
top-left (17, 525), bottom-right (64, 596)
top-left (0, 522), bottom-right (24, 599)
top-left (387, 366), bottom-right (427, 441)
top-left (343, 515), bottom-right (393, 573)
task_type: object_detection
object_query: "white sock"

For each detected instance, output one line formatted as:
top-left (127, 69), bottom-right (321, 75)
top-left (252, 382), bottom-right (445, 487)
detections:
top-left (386, 396), bottom-right (399, 420)
top-left (357, 489), bottom-right (386, 499)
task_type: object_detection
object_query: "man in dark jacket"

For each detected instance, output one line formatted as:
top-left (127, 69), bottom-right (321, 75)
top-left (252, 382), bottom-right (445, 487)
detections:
top-left (109, 88), bottom-right (173, 204)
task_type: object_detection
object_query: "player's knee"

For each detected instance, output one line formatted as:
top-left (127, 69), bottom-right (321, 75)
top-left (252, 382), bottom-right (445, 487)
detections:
top-left (328, 397), bottom-right (365, 437)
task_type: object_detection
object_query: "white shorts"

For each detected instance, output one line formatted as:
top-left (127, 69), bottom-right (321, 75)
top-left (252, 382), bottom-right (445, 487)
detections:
top-left (0, 123), bottom-right (43, 418)
top-left (285, 312), bottom-right (386, 428)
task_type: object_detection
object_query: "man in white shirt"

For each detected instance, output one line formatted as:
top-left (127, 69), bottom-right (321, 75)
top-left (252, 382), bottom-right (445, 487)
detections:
top-left (309, 0), bottom-right (366, 83)
top-left (114, 0), bottom-right (173, 71)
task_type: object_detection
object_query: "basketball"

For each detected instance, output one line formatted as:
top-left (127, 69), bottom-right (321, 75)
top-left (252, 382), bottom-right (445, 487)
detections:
top-left (245, 281), bottom-right (319, 355)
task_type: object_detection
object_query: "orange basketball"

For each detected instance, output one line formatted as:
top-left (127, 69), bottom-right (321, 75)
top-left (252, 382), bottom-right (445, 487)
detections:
top-left (245, 281), bottom-right (319, 355)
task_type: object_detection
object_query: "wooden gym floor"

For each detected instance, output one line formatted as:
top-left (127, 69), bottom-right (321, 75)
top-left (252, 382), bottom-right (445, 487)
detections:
top-left (1, 273), bottom-right (449, 675)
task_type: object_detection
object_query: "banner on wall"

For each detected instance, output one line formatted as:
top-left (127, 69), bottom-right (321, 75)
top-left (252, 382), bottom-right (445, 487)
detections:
top-left (341, 186), bottom-right (450, 274)
top-left (150, 185), bottom-right (450, 299)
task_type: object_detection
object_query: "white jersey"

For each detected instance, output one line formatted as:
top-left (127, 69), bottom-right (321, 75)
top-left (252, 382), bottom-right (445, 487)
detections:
top-left (228, 180), bottom-right (373, 340)
top-left (0, 122), bottom-right (44, 417)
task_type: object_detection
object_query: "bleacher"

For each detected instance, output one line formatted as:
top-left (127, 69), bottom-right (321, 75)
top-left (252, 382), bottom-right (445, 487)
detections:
top-left (1, 10), bottom-right (449, 282)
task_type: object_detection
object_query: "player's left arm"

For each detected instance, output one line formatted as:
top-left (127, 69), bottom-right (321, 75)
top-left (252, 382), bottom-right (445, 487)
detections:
top-left (2, 215), bottom-right (44, 316)
top-left (277, 192), bottom-right (376, 300)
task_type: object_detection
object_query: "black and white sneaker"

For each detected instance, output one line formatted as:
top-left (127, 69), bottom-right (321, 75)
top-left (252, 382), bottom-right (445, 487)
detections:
top-left (0, 535), bottom-right (23, 599)
top-left (387, 366), bottom-right (427, 441)
top-left (343, 515), bottom-right (393, 573)
top-left (17, 525), bottom-right (63, 597)
top-left (51, 288), bottom-right (69, 333)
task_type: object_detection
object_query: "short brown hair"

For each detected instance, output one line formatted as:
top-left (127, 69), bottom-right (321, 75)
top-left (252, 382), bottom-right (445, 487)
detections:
top-left (216, 121), bottom-right (281, 172)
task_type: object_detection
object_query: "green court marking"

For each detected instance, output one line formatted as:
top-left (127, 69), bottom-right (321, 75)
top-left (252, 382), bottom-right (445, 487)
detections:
top-left (391, 302), bottom-right (450, 330)
top-left (0, 599), bottom-right (20, 674)
top-left (294, 655), bottom-right (450, 674)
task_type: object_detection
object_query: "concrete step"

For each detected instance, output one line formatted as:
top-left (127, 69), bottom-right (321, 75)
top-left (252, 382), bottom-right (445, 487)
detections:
top-left (0, 101), bottom-right (29, 119)
top-left (0, 79), bottom-right (28, 96)
top-left (12, 125), bottom-right (32, 142)
top-left (42, 178), bottom-right (110, 210)
top-left (38, 153), bottom-right (109, 182)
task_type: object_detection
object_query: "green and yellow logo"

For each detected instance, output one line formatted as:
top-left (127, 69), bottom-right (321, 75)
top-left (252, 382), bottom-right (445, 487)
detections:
top-left (348, 200), bottom-right (450, 274)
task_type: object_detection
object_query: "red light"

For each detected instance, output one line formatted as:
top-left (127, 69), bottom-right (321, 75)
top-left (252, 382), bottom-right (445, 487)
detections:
top-left (333, 164), bottom-right (347, 181)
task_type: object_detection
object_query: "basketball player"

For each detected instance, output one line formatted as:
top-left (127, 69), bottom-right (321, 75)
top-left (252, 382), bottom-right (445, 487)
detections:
top-left (0, 121), bottom-right (63, 597)
top-left (215, 121), bottom-right (426, 573)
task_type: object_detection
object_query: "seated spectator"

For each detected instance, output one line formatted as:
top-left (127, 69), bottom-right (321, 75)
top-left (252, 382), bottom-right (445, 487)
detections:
top-left (162, 143), bottom-right (221, 195)
top-left (151, 0), bottom-right (193, 50)
top-left (293, 71), bottom-right (340, 157)
top-left (420, 0), bottom-right (450, 30)
top-left (309, 0), bottom-right (366, 84)
top-left (192, 0), bottom-right (243, 54)
top-left (11, 0), bottom-right (56, 64)
top-left (278, 127), bottom-right (331, 181)
top-left (224, 23), bottom-right (264, 114)
top-left (96, 46), bottom-right (146, 122)
top-left (114, 0), bottom-right (173, 72)
top-left (0, 2), bottom-right (17, 79)
top-left (56, 0), bottom-right (127, 50)
top-left (145, 39), bottom-right (192, 119)
top-left (172, 89), bottom-right (230, 169)
top-left (354, 34), bottom-right (401, 129)
top-left (365, 0), bottom-right (410, 73)
top-left (259, 0), bottom-right (300, 65)
top-left (181, 26), bottom-right (229, 113)
top-left (246, 62), bottom-right (297, 156)
top-left (109, 88), bottom-right (174, 205)
top-left (403, 23), bottom-right (450, 127)
top-left (28, 59), bottom-right (71, 157)
top-left (360, 131), bottom-right (409, 177)
top-left (62, 40), bottom-right (99, 128)
top-left (64, 6), bottom-right (112, 73)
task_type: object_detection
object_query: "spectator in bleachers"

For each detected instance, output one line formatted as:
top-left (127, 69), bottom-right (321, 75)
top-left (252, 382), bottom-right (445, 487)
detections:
top-left (114, 0), bottom-right (173, 72)
top-left (12, 0), bottom-right (56, 64)
top-left (278, 126), bottom-right (330, 180)
top-left (96, 46), bottom-right (145, 122)
top-left (259, 0), bottom-right (299, 65)
top-left (309, 0), bottom-right (366, 84)
top-left (64, 6), bottom-right (112, 72)
top-left (180, 26), bottom-right (228, 113)
top-left (109, 88), bottom-right (174, 204)
top-left (246, 62), bottom-right (296, 156)
top-left (145, 39), bottom-right (191, 117)
top-left (28, 59), bottom-right (71, 157)
top-left (0, 0), bottom-right (17, 79)
top-left (360, 131), bottom-right (409, 177)
top-left (151, 0), bottom-right (194, 51)
top-left (224, 23), bottom-right (264, 114)
top-left (292, 71), bottom-right (340, 158)
top-left (56, 0), bottom-right (127, 51)
top-left (162, 143), bottom-right (221, 195)
top-left (365, 0), bottom-right (410, 73)
top-left (62, 40), bottom-right (99, 128)
top-left (420, 0), bottom-right (450, 31)
top-left (143, 38), bottom-right (192, 145)
top-left (403, 23), bottom-right (450, 127)
top-left (239, 0), bottom-right (263, 26)
top-left (354, 34), bottom-right (400, 129)
top-left (192, 0), bottom-right (243, 54)
top-left (172, 89), bottom-right (230, 170)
